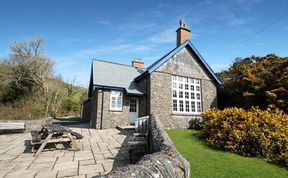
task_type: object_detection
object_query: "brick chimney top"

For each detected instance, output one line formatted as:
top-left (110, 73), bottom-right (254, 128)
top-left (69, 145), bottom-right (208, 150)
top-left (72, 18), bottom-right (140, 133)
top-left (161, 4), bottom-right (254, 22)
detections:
top-left (132, 59), bottom-right (144, 68)
top-left (176, 19), bottom-right (191, 46)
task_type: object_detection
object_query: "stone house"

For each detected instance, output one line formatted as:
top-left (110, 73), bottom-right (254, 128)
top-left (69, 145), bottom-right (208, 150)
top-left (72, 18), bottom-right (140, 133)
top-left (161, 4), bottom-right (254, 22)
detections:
top-left (82, 20), bottom-right (221, 129)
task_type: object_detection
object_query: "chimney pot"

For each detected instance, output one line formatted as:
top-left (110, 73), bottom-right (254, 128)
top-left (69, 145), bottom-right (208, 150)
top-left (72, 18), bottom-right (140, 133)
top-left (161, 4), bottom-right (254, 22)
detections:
top-left (176, 19), bottom-right (191, 46)
top-left (132, 58), bottom-right (144, 68)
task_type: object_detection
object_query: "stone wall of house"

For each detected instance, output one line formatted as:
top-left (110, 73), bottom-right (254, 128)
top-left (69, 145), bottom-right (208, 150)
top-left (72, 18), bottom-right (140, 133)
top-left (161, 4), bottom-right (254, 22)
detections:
top-left (104, 114), bottom-right (190, 178)
top-left (90, 90), bottom-right (144, 129)
top-left (150, 47), bottom-right (217, 128)
top-left (90, 90), bottom-right (98, 128)
top-left (81, 99), bottom-right (91, 122)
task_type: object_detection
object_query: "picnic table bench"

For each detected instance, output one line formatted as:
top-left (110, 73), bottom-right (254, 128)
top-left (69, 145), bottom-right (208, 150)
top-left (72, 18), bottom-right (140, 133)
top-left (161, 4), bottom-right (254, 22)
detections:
top-left (31, 124), bottom-right (80, 157)
top-left (0, 122), bottom-right (25, 132)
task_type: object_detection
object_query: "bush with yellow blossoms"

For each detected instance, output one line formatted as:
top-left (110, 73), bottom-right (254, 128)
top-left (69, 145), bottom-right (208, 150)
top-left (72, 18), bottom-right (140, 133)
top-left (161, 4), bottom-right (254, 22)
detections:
top-left (201, 107), bottom-right (288, 168)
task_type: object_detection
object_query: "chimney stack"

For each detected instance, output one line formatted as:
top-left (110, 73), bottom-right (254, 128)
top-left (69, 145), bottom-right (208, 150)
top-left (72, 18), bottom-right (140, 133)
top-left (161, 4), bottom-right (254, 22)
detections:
top-left (176, 19), bottom-right (191, 46)
top-left (132, 59), bottom-right (144, 68)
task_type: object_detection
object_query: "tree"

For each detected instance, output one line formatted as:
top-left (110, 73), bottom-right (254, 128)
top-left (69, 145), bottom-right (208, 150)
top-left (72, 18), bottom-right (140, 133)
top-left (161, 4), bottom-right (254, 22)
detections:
top-left (1, 37), bottom-right (53, 101)
top-left (218, 54), bottom-right (288, 112)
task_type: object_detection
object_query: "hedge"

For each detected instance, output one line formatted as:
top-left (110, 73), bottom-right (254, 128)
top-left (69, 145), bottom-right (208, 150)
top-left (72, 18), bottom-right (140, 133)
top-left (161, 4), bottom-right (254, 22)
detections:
top-left (200, 107), bottom-right (288, 168)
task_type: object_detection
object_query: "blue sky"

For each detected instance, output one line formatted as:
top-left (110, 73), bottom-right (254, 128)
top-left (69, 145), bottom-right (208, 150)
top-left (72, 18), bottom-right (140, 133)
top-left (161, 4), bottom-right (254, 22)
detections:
top-left (0, 0), bottom-right (287, 87)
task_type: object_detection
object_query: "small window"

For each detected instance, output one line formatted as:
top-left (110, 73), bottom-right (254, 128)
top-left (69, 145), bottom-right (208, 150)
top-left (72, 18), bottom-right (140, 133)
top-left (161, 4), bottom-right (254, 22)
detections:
top-left (110, 91), bottom-right (123, 110)
top-left (179, 77), bottom-right (183, 82)
top-left (179, 83), bottom-right (183, 89)
top-left (196, 79), bottom-right (200, 84)
top-left (196, 86), bottom-right (200, 91)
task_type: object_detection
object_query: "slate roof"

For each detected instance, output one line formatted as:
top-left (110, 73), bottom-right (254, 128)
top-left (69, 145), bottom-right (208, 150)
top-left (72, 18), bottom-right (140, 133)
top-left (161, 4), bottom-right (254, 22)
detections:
top-left (91, 60), bottom-right (145, 95)
top-left (135, 40), bottom-right (222, 85)
top-left (89, 40), bottom-right (221, 97)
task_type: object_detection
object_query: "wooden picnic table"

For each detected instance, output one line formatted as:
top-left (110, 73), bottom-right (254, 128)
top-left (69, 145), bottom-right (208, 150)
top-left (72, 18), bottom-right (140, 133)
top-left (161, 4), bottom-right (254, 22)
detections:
top-left (31, 124), bottom-right (80, 157)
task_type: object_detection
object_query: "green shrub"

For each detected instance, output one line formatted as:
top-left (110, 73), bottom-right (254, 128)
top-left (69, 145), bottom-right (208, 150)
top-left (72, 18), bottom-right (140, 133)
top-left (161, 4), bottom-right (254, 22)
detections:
top-left (201, 107), bottom-right (288, 168)
top-left (61, 96), bottom-right (80, 115)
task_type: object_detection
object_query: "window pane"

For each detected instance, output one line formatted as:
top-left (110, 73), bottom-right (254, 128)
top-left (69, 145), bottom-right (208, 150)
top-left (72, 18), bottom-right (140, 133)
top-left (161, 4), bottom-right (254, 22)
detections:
top-left (129, 99), bottom-right (136, 112)
top-left (172, 75), bottom-right (177, 81)
top-left (173, 82), bottom-right (177, 88)
top-left (179, 83), bottom-right (183, 89)
top-left (185, 77), bottom-right (189, 83)
top-left (185, 92), bottom-right (189, 99)
top-left (179, 100), bottom-right (184, 111)
top-left (185, 101), bottom-right (190, 112)
top-left (197, 93), bottom-right (201, 100)
top-left (185, 84), bottom-right (189, 90)
top-left (111, 97), bottom-right (116, 108)
top-left (197, 102), bottom-right (201, 112)
top-left (117, 97), bottom-right (122, 108)
top-left (179, 91), bottom-right (183, 98)
top-left (191, 93), bottom-right (195, 99)
top-left (173, 100), bottom-right (177, 111)
top-left (196, 79), bottom-right (200, 84)
top-left (196, 86), bottom-right (200, 91)
top-left (190, 85), bottom-right (194, 91)
top-left (191, 102), bottom-right (195, 112)
top-left (179, 77), bottom-right (183, 82)
top-left (173, 90), bottom-right (177, 97)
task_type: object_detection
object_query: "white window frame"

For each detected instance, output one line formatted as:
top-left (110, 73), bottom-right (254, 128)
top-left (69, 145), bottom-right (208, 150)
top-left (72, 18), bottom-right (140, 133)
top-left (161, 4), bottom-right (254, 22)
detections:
top-left (172, 75), bottom-right (202, 114)
top-left (110, 90), bottom-right (123, 111)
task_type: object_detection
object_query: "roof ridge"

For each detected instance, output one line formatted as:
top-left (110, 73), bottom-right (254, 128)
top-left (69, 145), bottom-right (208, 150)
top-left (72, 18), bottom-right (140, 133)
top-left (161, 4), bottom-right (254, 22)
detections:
top-left (93, 59), bottom-right (134, 68)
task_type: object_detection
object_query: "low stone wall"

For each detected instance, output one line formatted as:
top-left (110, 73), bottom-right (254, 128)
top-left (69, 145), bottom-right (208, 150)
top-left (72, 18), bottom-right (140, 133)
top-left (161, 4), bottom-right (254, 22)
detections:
top-left (0, 117), bottom-right (53, 132)
top-left (103, 114), bottom-right (190, 178)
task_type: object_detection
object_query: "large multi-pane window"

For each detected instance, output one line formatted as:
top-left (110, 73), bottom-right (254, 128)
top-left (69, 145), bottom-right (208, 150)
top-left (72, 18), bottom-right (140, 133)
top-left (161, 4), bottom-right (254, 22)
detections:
top-left (172, 75), bottom-right (202, 113)
top-left (110, 91), bottom-right (123, 110)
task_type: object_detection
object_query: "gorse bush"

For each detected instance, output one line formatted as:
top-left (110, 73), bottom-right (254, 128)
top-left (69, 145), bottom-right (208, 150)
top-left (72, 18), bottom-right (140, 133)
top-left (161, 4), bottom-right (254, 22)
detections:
top-left (201, 107), bottom-right (288, 167)
top-left (218, 54), bottom-right (288, 112)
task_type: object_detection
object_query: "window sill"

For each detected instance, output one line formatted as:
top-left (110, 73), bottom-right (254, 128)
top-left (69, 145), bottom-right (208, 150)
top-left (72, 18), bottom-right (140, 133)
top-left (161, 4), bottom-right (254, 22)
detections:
top-left (109, 109), bottom-right (123, 112)
top-left (171, 112), bottom-right (201, 116)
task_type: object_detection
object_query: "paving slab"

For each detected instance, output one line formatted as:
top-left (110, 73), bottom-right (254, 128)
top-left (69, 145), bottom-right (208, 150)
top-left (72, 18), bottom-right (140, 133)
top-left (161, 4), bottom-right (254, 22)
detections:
top-left (0, 124), bottom-right (132, 178)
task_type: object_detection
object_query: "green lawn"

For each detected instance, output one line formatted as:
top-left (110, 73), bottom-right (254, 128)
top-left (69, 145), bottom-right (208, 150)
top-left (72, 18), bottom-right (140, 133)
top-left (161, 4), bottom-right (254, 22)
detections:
top-left (167, 129), bottom-right (288, 178)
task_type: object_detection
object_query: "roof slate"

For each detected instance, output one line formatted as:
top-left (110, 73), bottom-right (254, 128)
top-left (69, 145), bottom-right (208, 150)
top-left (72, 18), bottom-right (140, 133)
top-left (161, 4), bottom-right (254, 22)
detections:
top-left (92, 60), bottom-right (145, 95)
top-left (136, 40), bottom-right (222, 85)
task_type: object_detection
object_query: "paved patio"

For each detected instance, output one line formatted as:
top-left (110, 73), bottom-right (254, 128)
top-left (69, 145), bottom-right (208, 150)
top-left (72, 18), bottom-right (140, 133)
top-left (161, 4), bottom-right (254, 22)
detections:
top-left (0, 124), bottom-right (133, 178)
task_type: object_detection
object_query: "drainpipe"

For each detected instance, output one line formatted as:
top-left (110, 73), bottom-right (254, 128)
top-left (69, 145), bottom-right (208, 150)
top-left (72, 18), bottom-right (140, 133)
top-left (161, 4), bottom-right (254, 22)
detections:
top-left (100, 90), bottom-right (104, 129)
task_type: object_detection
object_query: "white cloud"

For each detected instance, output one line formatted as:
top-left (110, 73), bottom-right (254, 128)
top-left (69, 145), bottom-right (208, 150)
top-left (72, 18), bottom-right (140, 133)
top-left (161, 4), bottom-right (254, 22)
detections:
top-left (148, 27), bottom-right (175, 44)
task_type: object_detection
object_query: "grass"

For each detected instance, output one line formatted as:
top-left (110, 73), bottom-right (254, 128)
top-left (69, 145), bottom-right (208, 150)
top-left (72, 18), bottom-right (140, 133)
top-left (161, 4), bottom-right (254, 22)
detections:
top-left (166, 129), bottom-right (288, 178)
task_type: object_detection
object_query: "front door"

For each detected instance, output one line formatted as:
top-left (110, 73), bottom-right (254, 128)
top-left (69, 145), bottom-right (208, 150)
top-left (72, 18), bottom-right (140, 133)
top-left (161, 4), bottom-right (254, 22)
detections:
top-left (128, 98), bottom-right (138, 124)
